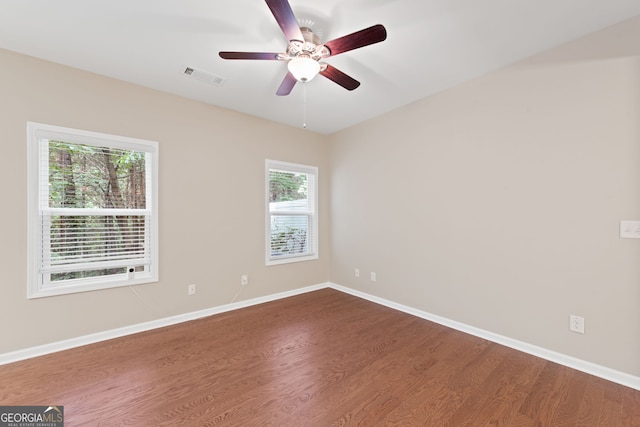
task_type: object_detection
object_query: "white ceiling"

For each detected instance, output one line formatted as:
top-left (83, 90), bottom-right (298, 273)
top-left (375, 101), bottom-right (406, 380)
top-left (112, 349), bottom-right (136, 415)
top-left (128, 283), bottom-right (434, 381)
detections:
top-left (1, 0), bottom-right (640, 134)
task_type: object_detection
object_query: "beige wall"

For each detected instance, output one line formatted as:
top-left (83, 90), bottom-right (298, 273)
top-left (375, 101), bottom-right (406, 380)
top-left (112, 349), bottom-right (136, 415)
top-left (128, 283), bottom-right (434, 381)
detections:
top-left (329, 16), bottom-right (640, 376)
top-left (0, 48), bottom-right (330, 353)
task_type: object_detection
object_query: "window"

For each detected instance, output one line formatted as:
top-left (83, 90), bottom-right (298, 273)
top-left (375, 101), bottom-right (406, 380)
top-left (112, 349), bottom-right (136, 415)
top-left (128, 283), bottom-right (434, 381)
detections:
top-left (266, 160), bottom-right (318, 265)
top-left (27, 122), bottom-right (159, 298)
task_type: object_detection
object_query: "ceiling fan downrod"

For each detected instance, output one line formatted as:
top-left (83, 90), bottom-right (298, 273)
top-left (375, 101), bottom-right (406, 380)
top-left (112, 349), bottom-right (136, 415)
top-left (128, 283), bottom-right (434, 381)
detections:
top-left (302, 81), bottom-right (308, 129)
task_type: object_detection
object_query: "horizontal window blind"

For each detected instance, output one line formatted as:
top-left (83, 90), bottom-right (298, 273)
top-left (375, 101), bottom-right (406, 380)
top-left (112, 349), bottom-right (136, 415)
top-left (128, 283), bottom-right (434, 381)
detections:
top-left (41, 214), bottom-right (151, 275)
top-left (269, 214), bottom-right (311, 258)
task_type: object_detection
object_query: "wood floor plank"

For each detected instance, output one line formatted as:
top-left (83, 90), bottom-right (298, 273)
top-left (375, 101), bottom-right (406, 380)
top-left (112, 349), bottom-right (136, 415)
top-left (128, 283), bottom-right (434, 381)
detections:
top-left (308, 322), bottom-right (451, 425)
top-left (446, 347), bottom-right (544, 426)
top-left (515, 361), bottom-right (574, 424)
top-left (0, 288), bottom-right (639, 426)
top-left (376, 333), bottom-right (494, 425)
top-left (477, 363), bottom-right (546, 426)
top-left (575, 376), bottom-right (607, 426)
top-left (551, 370), bottom-right (589, 426)
top-left (621, 385), bottom-right (640, 425)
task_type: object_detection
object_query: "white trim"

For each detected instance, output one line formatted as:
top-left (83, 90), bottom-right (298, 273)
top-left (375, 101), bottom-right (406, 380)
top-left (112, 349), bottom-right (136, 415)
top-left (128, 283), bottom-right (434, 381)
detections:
top-left (327, 283), bottom-right (640, 391)
top-left (0, 283), bottom-right (327, 366)
top-left (3, 281), bottom-right (639, 392)
top-left (28, 121), bottom-right (157, 153)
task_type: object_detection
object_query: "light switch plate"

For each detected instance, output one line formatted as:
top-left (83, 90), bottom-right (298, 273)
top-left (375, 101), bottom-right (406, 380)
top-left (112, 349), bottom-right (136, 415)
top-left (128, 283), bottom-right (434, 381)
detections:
top-left (620, 221), bottom-right (640, 239)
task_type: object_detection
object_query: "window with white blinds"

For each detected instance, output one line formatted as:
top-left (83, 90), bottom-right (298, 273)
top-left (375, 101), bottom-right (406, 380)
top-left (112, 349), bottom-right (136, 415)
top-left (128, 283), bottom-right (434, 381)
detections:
top-left (27, 122), bottom-right (159, 298)
top-left (266, 160), bottom-right (318, 265)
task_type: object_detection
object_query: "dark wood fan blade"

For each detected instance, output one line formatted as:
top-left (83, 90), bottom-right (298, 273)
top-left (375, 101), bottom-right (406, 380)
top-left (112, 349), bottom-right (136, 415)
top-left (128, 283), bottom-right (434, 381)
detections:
top-left (265, 0), bottom-right (304, 42)
top-left (276, 72), bottom-right (297, 96)
top-left (324, 24), bottom-right (387, 56)
top-left (219, 52), bottom-right (280, 60)
top-left (320, 65), bottom-right (360, 91)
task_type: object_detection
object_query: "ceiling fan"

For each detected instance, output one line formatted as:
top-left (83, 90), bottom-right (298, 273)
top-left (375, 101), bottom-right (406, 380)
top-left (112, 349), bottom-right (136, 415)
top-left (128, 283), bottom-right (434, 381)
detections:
top-left (219, 0), bottom-right (387, 96)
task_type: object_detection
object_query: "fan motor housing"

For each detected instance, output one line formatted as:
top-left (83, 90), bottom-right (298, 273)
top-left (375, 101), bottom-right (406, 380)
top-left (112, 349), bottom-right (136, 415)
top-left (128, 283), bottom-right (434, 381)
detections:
top-left (285, 27), bottom-right (329, 61)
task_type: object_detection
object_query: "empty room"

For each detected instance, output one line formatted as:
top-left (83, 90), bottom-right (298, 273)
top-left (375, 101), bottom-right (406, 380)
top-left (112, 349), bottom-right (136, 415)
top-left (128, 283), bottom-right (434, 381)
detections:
top-left (1, 0), bottom-right (640, 425)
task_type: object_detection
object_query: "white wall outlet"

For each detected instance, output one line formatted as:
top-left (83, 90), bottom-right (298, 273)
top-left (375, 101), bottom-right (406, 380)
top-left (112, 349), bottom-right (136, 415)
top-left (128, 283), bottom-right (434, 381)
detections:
top-left (370, 272), bottom-right (377, 282)
top-left (188, 284), bottom-right (196, 295)
top-left (355, 268), bottom-right (360, 278)
top-left (569, 315), bottom-right (585, 334)
top-left (241, 275), bottom-right (248, 286)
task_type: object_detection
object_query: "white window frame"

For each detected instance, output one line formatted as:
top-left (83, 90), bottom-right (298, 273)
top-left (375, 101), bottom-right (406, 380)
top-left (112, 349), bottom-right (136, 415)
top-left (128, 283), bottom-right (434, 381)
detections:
top-left (27, 122), bottom-right (159, 298)
top-left (265, 160), bottom-right (318, 266)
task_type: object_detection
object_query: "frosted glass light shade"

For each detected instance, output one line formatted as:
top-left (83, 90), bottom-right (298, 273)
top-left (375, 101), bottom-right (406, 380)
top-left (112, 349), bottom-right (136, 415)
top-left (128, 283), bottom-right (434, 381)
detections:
top-left (287, 57), bottom-right (320, 82)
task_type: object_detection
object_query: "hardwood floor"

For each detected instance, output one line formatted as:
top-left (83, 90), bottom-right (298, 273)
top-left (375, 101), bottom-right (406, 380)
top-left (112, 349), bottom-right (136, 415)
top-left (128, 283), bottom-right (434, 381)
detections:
top-left (1, 288), bottom-right (639, 426)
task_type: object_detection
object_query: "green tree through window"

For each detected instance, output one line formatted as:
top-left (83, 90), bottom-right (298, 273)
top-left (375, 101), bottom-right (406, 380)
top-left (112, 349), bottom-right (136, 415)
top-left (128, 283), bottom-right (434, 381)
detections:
top-left (47, 142), bottom-right (148, 281)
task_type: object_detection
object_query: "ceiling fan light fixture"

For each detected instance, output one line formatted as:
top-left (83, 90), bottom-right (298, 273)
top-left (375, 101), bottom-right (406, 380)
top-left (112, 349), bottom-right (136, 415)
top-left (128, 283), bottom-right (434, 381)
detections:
top-left (288, 57), bottom-right (320, 82)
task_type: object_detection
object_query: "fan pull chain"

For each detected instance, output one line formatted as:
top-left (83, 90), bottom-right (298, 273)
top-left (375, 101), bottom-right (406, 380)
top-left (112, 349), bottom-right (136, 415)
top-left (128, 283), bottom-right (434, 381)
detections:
top-left (302, 82), bottom-right (307, 129)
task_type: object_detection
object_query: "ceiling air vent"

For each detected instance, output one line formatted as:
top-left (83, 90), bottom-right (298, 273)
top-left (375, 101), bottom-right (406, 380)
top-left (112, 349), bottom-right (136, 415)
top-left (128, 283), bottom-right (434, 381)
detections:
top-left (184, 67), bottom-right (225, 86)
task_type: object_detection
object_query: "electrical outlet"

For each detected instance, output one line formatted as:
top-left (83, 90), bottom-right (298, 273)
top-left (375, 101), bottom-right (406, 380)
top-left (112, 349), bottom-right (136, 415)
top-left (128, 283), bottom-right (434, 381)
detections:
top-left (370, 272), bottom-right (377, 282)
top-left (355, 268), bottom-right (360, 278)
top-left (188, 284), bottom-right (196, 296)
top-left (569, 315), bottom-right (584, 334)
top-left (241, 275), bottom-right (248, 286)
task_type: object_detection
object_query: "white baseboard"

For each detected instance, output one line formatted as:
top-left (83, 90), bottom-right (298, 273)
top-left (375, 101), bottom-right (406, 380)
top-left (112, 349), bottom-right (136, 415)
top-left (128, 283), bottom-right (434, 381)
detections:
top-left (3, 281), bottom-right (639, 392)
top-left (328, 283), bottom-right (640, 391)
top-left (0, 283), bottom-right (328, 366)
